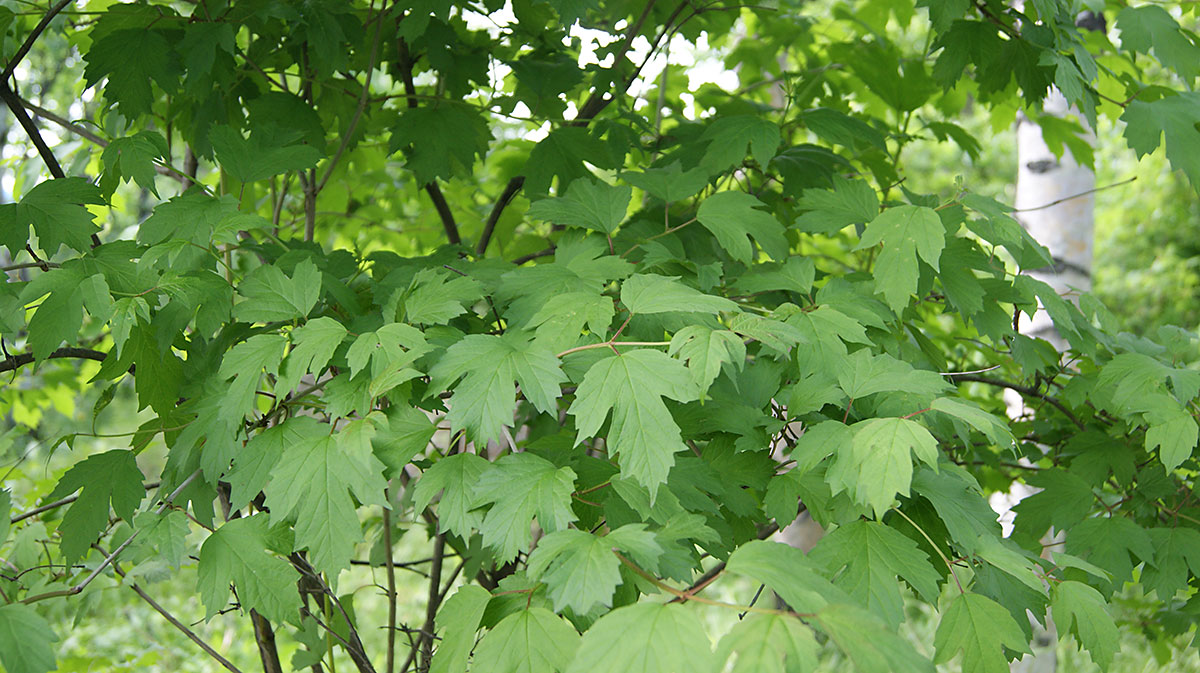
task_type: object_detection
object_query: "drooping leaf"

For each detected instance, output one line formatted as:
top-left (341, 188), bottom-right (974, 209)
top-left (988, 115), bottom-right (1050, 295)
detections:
top-left (473, 453), bottom-right (578, 563)
top-left (696, 191), bottom-right (790, 263)
top-left (411, 453), bottom-right (490, 538)
top-left (567, 349), bottom-right (699, 489)
top-left (0, 604), bottom-right (58, 673)
top-left (816, 603), bottom-right (935, 673)
top-left (621, 163), bottom-right (708, 202)
top-left (855, 205), bottom-right (945, 312)
top-left (46, 450), bottom-right (146, 561)
top-left (827, 417), bottom-right (939, 518)
top-left (391, 104), bottom-right (491, 184)
top-left (669, 325), bottom-right (745, 390)
top-left (933, 592), bottom-right (1031, 673)
top-left (430, 586), bottom-right (492, 673)
top-left (564, 603), bottom-right (714, 673)
top-left (210, 125), bottom-right (323, 183)
top-left (713, 613), bottom-right (818, 673)
top-left (0, 178), bottom-right (104, 256)
top-left (431, 332), bottom-right (567, 446)
top-left (472, 608), bottom-right (581, 673)
top-left (701, 115), bottom-right (782, 171)
top-left (526, 524), bottom-right (661, 614)
top-left (197, 514), bottom-right (300, 625)
top-left (1051, 581), bottom-right (1120, 670)
top-left (527, 179), bottom-right (632, 235)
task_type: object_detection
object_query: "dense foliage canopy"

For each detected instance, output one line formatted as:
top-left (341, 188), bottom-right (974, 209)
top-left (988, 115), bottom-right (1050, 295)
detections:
top-left (3, 1), bottom-right (1200, 672)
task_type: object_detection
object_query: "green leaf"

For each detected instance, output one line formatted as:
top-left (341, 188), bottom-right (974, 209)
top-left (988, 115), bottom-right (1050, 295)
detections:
top-left (815, 603), bottom-right (934, 673)
top-left (210, 125), bottom-right (323, 183)
top-left (568, 349), bottom-right (699, 489)
top-left (430, 585), bottom-right (492, 673)
top-left (727, 540), bottom-right (851, 613)
top-left (391, 104), bottom-right (490, 184)
top-left (828, 417), bottom-right (939, 518)
top-left (402, 268), bottom-right (483, 325)
top-left (474, 453), bottom-right (578, 562)
top-left (732, 257), bottom-right (816, 296)
top-left (804, 107), bottom-right (887, 150)
top-left (526, 524), bottom-right (661, 614)
top-left (855, 205), bottom-right (945, 312)
top-left (836, 349), bottom-right (951, 399)
top-left (345, 322), bottom-right (429, 381)
top-left (47, 450), bottom-right (145, 561)
top-left (809, 520), bottom-right (941, 627)
top-left (277, 317), bottom-right (348, 394)
top-left (100, 130), bottom-right (168, 196)
top-left (527, 179), bottom-right (632, 235)
top-left (197, 514), bottom-right (300, 625)
top-left (1146, 405), bottom-right (1198, 471)
top-left (933, 592), bottom-right (1030, 673)
top-left (973, 535), bottom-right (1047, 596)
top-left (217, 334), bottom-right (287, 425)
top-left (1121, 93), bottom-right (1200, 190)
top-left (620, 274), bottom-right (738, 315)
top-left (701, 115), bottom-right (782, 171)
top-left (621, 162), bottom-right (708, 202)
top-left (228, 417), bottom-right (320, 511)
top-left (0, 178), bottom-right (104, 255)
top-left (264, 429), bottom-right (388, 576)
top-left (233, 259), bottom-right (322, 323)
top-left (1142, 527), bottom-right (1200, 600)
top-left (713, 613), bottom-right (818, 673)
top-left (669, 325), bottom-right (745, 390)
top-left (431, 332), bottom-right (566, 446)
top-left (0, 489), bottom-right (10, 547)
top-left (83, 28), bottom-right (177, 117)
top-left (0, 604), bottom-right (58, 673)
top-left (794, 176), bottom-right (879, 234)
top-left (411, 453), bottom-right (490, 537)
top-left (528, 291), bottom-right (615, 351)
top-left (1065, 517), bottom-right (1155, 585)
top-left (564, 603), bottom-right (713, 673)
top-left (371, 404), bottom-right (437, 479)
top-left (523, 127), bottom-right (614, 197)
top-left (1116, 6), bottom-right (1200, 83)
top-left (912, 467), bottom-right (1001, 552)
top-left (930, 397), bottom-right (1017, 450)
top-left (1052, 581), bottom-right (1119, 670)
top-left (472, 608), bottom-right (581, 673)
top-left (696, 191), bottom-right (789, 263)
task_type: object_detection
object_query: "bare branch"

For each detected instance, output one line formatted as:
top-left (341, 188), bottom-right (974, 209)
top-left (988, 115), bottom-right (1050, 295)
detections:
top-left (1, 0), bottom-right (73, 82)
top-left (0, 347), bottom-right (110, 374)
top-left (476, 176), bottom-right (525, 257)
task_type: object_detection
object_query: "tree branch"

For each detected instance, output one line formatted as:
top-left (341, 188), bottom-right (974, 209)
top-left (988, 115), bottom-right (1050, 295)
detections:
top-left (954, 374), bottom-right (1086, 431)
top-left (0, 347), bottom-right (110, 374)
top-left (476, 176), bottom-right (524, 256)
top-left (11, 481), bottom-right (160, 525)
top-left (418, 534), bottom-right (446, 673)
top-left (250, 610), bottom-right (285, 673)
top-left (396, 37), bottom-right (460, 246)
top-left (383, 502), bottom-right (398, 673)
top-left (0, 0), bottom-right (73, 82)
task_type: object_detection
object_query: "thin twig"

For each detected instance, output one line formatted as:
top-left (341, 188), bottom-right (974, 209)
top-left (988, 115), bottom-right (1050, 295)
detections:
top-left (418, 535), bottom-right (446, 673)
top-left (383, 499), bottom-right (398, 673)
top-left (1012, 176), bottom-right (1137, 213)
top-left (476, 176), bottom-right (525, 256)
top-left (0, 346), bottom-right (109, 374)
top-left (11, 481), bottom-right (161, 525)
top-left (954, 374), bottom-right (1086, 430)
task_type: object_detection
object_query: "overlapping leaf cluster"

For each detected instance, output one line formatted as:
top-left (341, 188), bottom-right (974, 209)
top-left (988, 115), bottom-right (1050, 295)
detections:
top-left (2, 1), bottom-right (1200, 673)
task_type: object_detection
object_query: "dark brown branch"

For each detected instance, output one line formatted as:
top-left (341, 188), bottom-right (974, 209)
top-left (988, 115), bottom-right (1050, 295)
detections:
top-left (396, 37), bottom-right (460, 246)
top-left (476, 176), bottom-right (524, 256)
top-left (289, 553), bottom-right (377, 673)
top-left (573, 0), bottom-right (662, 124)
top-left (383, 503), bottom-right (398, 673)
top-left (1, 0), bottom-right (73, 82)
top-left (418, 534), bottom-right (446, 673)
top-left (250, 610), bottom-right (284, 673)
top-left (0, 346), bottom-right (110, 374)
top-left (11, 481), bottom-right (160, 525)
top-left (954, 374), bottom-right (1086, 431)
top-left (513, 246), bottom-right (556, 265)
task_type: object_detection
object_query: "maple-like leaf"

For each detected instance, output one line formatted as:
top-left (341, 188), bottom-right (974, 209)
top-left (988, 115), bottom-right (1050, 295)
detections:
top-left (473, 453), bottom-right (578, 562)
top-left (345, 322), bottom-right (429, 382)
top-left (430, 586), bottom-right (491, 673)
top-left (1145, 405), bottom-right (1198, 471)
top-left (564, 603), bottom-right (714, 673)
top-left (621, 162), bottom-right (708, 202)
top-left (827, 417), bottom-right (939, 518)
top-left (411, 453), bottom-right (490, 538)
top-left (669, 325), bottom-right (745, 390)
top-left (1116, 6), bottom-right (1200, 83)
top-left (197, 514), bottom-right (300, 625)
top-left (100, 131), bottom-right (169, 197)
top-left (431, 332), bottom-right (566, 446)
top-left (0, 178), bottom-right (104, 256)
top-left (816, 603), bottom-right (935, 673)
top-left (912, 467), bottom-right (1002, 552)
top-left (471, 608), bottom-right (581, 673)
top-left (1142, 527), bottom-right (1200, 601)
top-left (47, 449), bottom-right (145, 561)
top-left (701, 115), bottom-right (782, 171)
top-left (527, 290), bottom-right (615, 351)
top-left (371, 404), bottom-right (437, 479)
top-left (526, 178), bottom-right (632, 235)
top-left (264, 429), bottom-right (388, 576)
top-left (391, 105), bottom-right (491, 184)
top-left (809, 520), bottom-right (941, 627)
top-left (732, 256), bottom-right (816, 295)
top-left (567, 349), bottom-right (699, 489)
top-left (1051, 581), bottom-right (1119, 670)
top-left (727, 540), bottom-right (851, 613)
top-left (526, 524), bottom-right (661, 614)
top-left (233, 259), bottom-right (322, 323)
top-left (934, 592), bottom-right (1030, 673)
top-left (276, 317), bottom-right (348, 394)
top-left (696, 191), bottom-right (790, 263)
top-left (620, 274), bottom-right (737, 315)
top-left (794, 176), bottom-right (879, 234)
top-left (713, 613), bottom-right (818, 673)
top-left (855, 205), bottom-right (944, 312)
top-left (0, 604), bottom-right (58, 673)
top-left (523, 127), bottom-right (616, 197)
top-left (836, 349), bottom-right (951, 399)
top-left (210, 125), bottom-right (323, 183)
top-left (217, 334), bottom-right (287, 423)
top-left (83, 28), bottom-right (177, 117)
top-left (401, 268), bottom-right (483, 325)
top-left (1121, 93), bottom-right (1200, 192)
